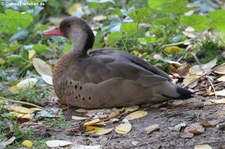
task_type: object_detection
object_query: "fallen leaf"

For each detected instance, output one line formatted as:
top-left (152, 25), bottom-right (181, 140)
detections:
top-left (0, 136), bottom-right (16, 148)
top-left (164, 46), bottom-right (182, 54)
top-left (9, 112), bottom-right (32, 120)
top-left (83, 119), bottom-right (100, 127)
top-left (217, 75), bottom-right (225, 82)
top-left (125, 110), bottom-right (148, 120)
top-left (115, 123), bottom-right (132, 134)
top-left (214, 90), bottom-right (225, 96)
top-left (46, 140), bottom-right (72, 148)
top-left (200, 122), bottom-right (212, 127)
top-left (76, 108), bottom-right (87, 113)
top-left (22, 140), bottom-right (33, 148)
top-left (8, 106), bottom-right (34, 114)
top-left (71, 144), bottom-right (102, 149)
top-left (85, 126), bottom-right (113, 135)
top-left (32, 58), bottom-right (53, 85)
top-left (72, 116), bottom-right (87, 121)
top-left (124, 106), bottom-right (139, 113)
top-left (144, 124), bottom-right (160, 134)
top-left (210, 98), bottom-right (225, 103)
top-left (28, 49), bottom-right (36, 59)
top-left (189, 58), bottom-right (217, 75)
top-left (194, 144), bottom-right (212, 149)
top-left (185, 123), bottom-right (204, 135)
top-left (214, 63), bottom-right (225, 74)
top-left (17, 78), bottom-right (38, 89)
top-left (182, 74), bottom-right (199, 88)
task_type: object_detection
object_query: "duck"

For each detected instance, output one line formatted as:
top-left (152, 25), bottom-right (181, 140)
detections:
top-left (43, 16), bottom-right (193, 109)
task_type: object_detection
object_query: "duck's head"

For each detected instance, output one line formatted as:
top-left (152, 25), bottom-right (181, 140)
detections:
top-left (43, 16), bottom-right (95, 53)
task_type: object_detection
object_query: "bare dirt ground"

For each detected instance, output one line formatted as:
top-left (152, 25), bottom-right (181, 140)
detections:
top-left (41, 96), bottom-right (225, 149)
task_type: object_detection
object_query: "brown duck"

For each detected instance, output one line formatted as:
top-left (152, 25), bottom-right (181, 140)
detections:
top-left (43, 16), bottom-right (193, 109)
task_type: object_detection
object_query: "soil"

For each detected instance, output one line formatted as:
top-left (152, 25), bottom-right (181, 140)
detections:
top-left (41, 96), bottom-right (225, 149)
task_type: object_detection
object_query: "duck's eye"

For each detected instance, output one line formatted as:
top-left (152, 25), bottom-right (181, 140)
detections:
top-left (66, 24), bottom-right (71, 27)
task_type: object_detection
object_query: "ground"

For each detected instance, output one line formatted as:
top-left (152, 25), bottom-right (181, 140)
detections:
top-left (37, 95), bottom-right (225, 149)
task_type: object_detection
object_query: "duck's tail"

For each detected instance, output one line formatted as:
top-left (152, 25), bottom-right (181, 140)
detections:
top-left (175, 86), bottom-right (194, 99)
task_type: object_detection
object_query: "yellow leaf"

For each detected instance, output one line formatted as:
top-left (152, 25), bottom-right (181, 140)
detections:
top-left (194, 144), bottom-right (212, 149)
top-left (22, 140), bottom-right (33, 148)
top-left (124, 106), bottom-right (139, 113)
top-left (67, 3), bottom-right (82, 15)
top-left (9, 106), bottom-right (34, 114)
top-left (30, 107), bottom-right (42, 112)
top-left (10, 112), bottom-right (32, 119)
top-left (83, 119), bottom-right (100, 126)
top-left (32, 58), bottom-right (52, 85)
top-left (9, 86), bottom-right (21, 93)
top-left (125, 110), bottom-right (148, 120)
top-left (85, 126), bottom-right (113, 135)
top-left (0, 58), bottom-right (5, 64)
top-left (164, 46), bottom-right (182, 54)
top-left (28, 49), bottom-right (36, 60)
top-left (46, 140), bottom-right (72, 148)
top-left (71, 115), bottom-right (87, 121)
top-left (115, 123), bottom-right (132, 134)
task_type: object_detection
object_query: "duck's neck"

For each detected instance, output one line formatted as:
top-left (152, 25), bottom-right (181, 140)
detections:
top-left (72, 28), bottom-right (95, 57)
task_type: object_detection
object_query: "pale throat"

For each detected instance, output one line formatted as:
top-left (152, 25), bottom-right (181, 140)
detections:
top-left (70, 29), bottom-right (87, 52)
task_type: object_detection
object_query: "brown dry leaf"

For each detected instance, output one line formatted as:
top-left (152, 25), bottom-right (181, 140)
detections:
top-left (32, 58), bottom-right (52, 85)
top-left (200, 122), bottom-right (212, 128)
top-left (85, 126), bottom-right (113, 135)
top-left (8, 106), bottom-right (34, 114)
top-left (210, 98), bottom-right (225, 103)
top-left (214, 90), bottom-right (225, 96)
top-left (71, 116), bottom-right (87, 121)
top-left (124, 110), bottom-right (148, 120)
top-left (182, 74), bottom-right (199, 88)
top-left (115, 123), bottom-right (132, 134)
top-left (46, 140), bottom-right (72, 148)
top-left (217, 75), bottom-right (225, 82)
top-left (186, 123), bottom-right (204, 135)
top-left (189, 58), bottom-right (217, 75)
top-left (124, 106), bottom-right (139, 113)
top-left (194, 144), bottom-right (212, 149)
top-left (144, 124), bottom-right (160, 134)
top-left (83, 119), bottom-right (100, 127)
top-left (214, 63), bottom-right (225, 74)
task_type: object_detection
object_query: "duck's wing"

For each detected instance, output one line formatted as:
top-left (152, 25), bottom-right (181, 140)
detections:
top-left (83, 49), bottom-right (170, 85)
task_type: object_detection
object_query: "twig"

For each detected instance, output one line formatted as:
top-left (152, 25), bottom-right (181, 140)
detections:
top-left (206, 76), bottom-right (217, 100)
top-left (184, 63), bottom-right (225, 88)
top-left (0, 96), bottom-right (43, 109)
top-left (193, 81), bottom-right (225, 93)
